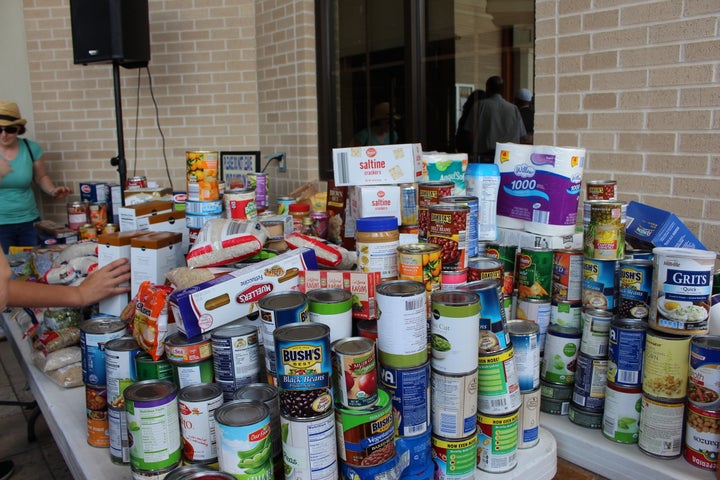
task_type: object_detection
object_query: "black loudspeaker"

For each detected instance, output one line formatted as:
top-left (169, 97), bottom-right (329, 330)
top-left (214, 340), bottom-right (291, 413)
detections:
top-left (70, 0), bottom-right (150, 67)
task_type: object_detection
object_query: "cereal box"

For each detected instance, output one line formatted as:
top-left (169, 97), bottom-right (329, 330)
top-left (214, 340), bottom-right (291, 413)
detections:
top-left (332, 143), bottom-right (423, 186)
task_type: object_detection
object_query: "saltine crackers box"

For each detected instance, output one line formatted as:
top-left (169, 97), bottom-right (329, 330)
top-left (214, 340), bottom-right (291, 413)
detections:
top-left (332, 143), bottom-right (423, 186)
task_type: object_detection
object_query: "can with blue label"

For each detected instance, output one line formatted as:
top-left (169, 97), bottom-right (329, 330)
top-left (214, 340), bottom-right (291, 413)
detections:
top-left (571, 352), bottom-right (607, 411)
top-left (607, 317), bottom-right (647, 387)
top-left (395, 429), bottom-right (433, 476)
top-left (616, 259), bottom-right (653, 320)
top-left (518, 388), bottom-right (540, 449)
top-left (506, 320), bottom-right (540, 392)
top-left (457, 279), bottom-right (509, 353)
top-left (80, 316), bottom-right (128, 387)
top-left (380, 361), bottom-right (431, 437)
top-left (260, 290), bottom-right (309, 374)
top-left (582, 258), bottom-right (617, 311)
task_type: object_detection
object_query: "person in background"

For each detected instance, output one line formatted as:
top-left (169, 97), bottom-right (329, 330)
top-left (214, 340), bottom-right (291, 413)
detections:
top-left (515, 88), bottom-right (534, 144)
top-left (455, 89), bottom-right (485, 155)
top-left (463, 76), bottom-right (526, 163)
top-left (0, 101), bottom-right (72, 254)
top-left (351, 101), bottom-right (400, 146)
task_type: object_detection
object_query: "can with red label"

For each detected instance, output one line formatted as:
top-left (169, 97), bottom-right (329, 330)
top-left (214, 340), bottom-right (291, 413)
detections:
top-left (684, 403), bottom-right (720, 470)
top-left (689, 335), bottom-right (720, 408)
top-left (428, 204), bottom-right (470, 271)
top-left (86, 384), bottom-right (110, 447)
top-left (126, 175), bottom-right (148, 189)
top-left (467, 256), bottom-right (504, 285)
top-left (178, 383), bottom-right (224, 464)
top-left (332, 336), bottom-right (378, 410)
top-left (418, 181), bottom-right (454, 242)
top-left (224, 188), bottom-right (257, 220)
top-left (586, 180), bottom-right (617, 202)
top-left (440, 268), bottom-right (467, 290)
top-left (67, 201), bottom-right (88, 231)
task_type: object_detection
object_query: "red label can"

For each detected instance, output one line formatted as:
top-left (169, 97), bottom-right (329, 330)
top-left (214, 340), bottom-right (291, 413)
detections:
top-left (418, 181), bottom-right (454, 242)
top-left (428, 204), bottom-right (469, 271)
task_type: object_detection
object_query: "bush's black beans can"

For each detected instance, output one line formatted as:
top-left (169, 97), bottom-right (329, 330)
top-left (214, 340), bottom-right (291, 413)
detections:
top-left (476, 409), bottom-right (519, 473)
top-left (515, 297), bottom-right (551, 353)
top-left (105, 336), bottom-right (141, 409)
top-left (602, 382), bottom-right (642, 444)
top-left (336, 389), bottom-right (395, 467)
top-left (684, 403), bottom-right (720, 470)
top-left (477, 346), bottom-right (521, 415)
top-left (164, 332), bottom-right (213, 364)
top-left (518, 388), bottom-right (541, 449)
top-left (274, 322), bottom-right (333, 418)
top-left (232, 383), bottom-right (282, 473)
top-left (431, 368), bottom-right (477, 439)
top-left (214, 399), bottom-right (272, 478)
top-left (431, 433), bottom-right (477, 479)
top-left (210, 322), bottom-right (261, 400)
top-left (457, 279), bottom-right (510, 353)
top-left (616, 258), bottom-right (653, 320)
top-left (259, 290), bottom-right (309, 375)
top-left (506, 320), bottom-right (540, 392)
top-left (638, 394), bottom-right (685, 459)
top-left (380, 361), bottom-right (430, 437)
top-left (571, 352), bottom-right (607, 412)
top-left (125, 380), bottom-right (181, 474)
top-left (332, 336), bottom-right (378, 410)
top-left (607, 317), bottom-right (647, 387)
top-left (80, 316), bottom-right (128, 386)
top-left (307, 288), bottom-right (353, 343)
top-left (430, 290), bottom-right (480, 373)
top-left (540, 325), bottom-right (581, 385)
top-left (641, 329), bottom-right (691, 401)
top-left (483, 243), bottom-right (517, 295)
top-left (375, 280), bottom-right (428, 368)
top-left (516, 247), bottom-right (553, 301)
top-left (281, 409), bottom-right (338, 479)
top-left (552, 249), bottom-right (583, 303)
top-left (688, 335), bottom-right (720, 408)
top-left (579, 308), bottom-right (612, 358)
top-left (582, 258), bottom-right (617, 311)
top-left (568, 403), bottom-right (603, 429)
top-left (135, 352), bottom-right (174, 382)
top-left (177, 383), bottom-right (224, 465)
top-left (550, 300), bottom-right (582, 329)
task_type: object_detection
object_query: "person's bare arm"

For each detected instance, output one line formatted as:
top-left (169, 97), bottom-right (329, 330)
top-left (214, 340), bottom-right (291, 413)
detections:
top-left (7, 258), bottom-right (131, 308)
top-left (32, 156), bottom-right (72, 199)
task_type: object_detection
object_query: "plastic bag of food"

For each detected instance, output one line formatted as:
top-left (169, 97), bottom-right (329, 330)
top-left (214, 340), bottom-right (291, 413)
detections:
top-left (185, 218), bottom-right (267, 268)
top-left (165, 266), bottom-right (235, 290)
top-left (32, 346), bottom-right (82, 372)
top-left (46, 362), bottom-right (83, 388)
top-left (41, 307), bottom-right (83, 331)
top-left (33, 326), bottom-right (81, 354)
top-left (133, 281), bottom-right (173, 360)
top-left (285, 232), bottom-right (356, 268)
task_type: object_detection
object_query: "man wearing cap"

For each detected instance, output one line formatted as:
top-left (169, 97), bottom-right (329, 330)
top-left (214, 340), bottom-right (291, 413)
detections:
top-left (515, 88), bottom-right (534, 144)
top-left (0, 101), bottom-right (72, 253)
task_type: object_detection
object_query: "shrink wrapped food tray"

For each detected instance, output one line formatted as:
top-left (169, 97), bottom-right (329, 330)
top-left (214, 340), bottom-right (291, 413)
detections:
top-left (170, 247), bottom-right (318, 338)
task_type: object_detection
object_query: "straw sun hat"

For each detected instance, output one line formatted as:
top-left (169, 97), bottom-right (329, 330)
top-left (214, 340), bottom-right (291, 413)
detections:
top-left (0, 101), bottom-right (28, 127)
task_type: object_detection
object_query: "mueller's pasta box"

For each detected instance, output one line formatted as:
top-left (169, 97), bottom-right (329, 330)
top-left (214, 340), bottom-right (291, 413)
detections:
top-left (332, 143), bottom-right (423, 186)
top-left (169, 247), bottom-right (318, 337)
top-left (298, 270), bottom-right (382, 320)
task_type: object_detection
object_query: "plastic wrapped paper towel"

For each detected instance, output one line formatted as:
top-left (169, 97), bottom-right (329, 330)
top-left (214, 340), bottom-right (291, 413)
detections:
top-left (420, 152), bottom-right (468, 195)
top-left (495, 143), bottom-right (585, 236)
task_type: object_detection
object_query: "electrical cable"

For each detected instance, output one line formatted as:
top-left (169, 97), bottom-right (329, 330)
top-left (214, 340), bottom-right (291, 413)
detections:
top-left (144, 66), bottom-right (174, 191)
top-left (132, 68), bottom-right (141, 177)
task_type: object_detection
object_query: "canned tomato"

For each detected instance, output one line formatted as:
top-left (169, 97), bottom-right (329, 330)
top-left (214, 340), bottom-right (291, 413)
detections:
top-left (616, 259), bottom-right (653, 320)
top-left (336, 389), bottom-right (395, 467)
top-left (607, 317), bottom-right (647, 387)
top-left (571, 353), bottom-right (607, 412)
top-left (516, 247), bottom-right (553, 301)
top-left (80, 316), bottom-right (128, 387)
top-left (125, 380), bottom-right (182, 473)
top-left (418, 181), bottom-right (455, 242)
top-left (476, 410), bottom-right (519, 473)
top-left (582, 258), bottom-right (617, 311)
top-left (568, 403), bottom-right (603, 429)
top-left (400, 183), bottom-right (418, 226)
top-left (642, 329), bottom-right (691, 401)
top-left (550, 300), bottom-right (582, 329)
top-left (439, 195), bottom-right (479, 258)
top-left (430, 290), bottom-right (480, 374)
top-left (684, 403), bottom-right (720, 470)
top-left (458, 279), bottom-right (509, 354)
top-left (431, 433), bottom-right (477, 480)
top-left (164, 332), bottom-right (212, 364)
top-left (552, 249), bottom-right (583, 303)
top-left (431, 368), bottom-right (477, 439)
top-left (689, 335), bottom-right (720, 408)
top-left (483, 243), bottom-right (517, 295)
top-left (214, 399), bottom-right (272, 478)
top-left (477, 346), bottom-right (522, 415)
top-left (518, 388), bottom-right (541, 449)
top-left (224, 188), bottom-right (257, 221)
top-left (375, 280), bottom-right (428, 368)
top-left (259, 290), bottom-right (309, 374)
top-left (579, 308), bottom-right (612, 358)
top-left (86, 384), bottom-right (109, 447)
top-left (428, 203), bottom-right (470, 271)
top-left (506, 320), bottom-right (540, 392)
top-left (67, 200), bottom-right (88, 230)
top-left (210, 322), bottom-right (261, 401)
top-left (515, 297), bottom-right (551, 353)
top-left (380, 361), bottom-right (431, 437)
top-left (650, 247), bottom-right (715, 335)
top-left (105, 336), bottom-right (141, 409)
top-left (186, 151), bottom-right (220, 202)
top-left (583, 201), bottom-right (626, 260)
top-left (466, 256), bottom-right (504, 285)
top-left (602, 382), bottom-right (642, 444)
top-left (638, 394), bottom-right (685, 459)
top-left (307, 288), bottom-right (353, 343)
top-left (281, 409), bottom-right (338, 479)
top-left (586, 179), bottom-right (617, 202)
top-left (332, 336), bottom-right (378, 409)
top-left (178, 383), bottom-right (224, 463)
top-left (540, 325), bottom-right (581, 385)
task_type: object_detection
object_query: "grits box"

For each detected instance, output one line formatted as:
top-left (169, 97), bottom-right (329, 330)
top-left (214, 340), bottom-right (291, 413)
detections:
top-left (625, 201), bottom-right (706, 250)
top-left (170, 248), bottom-right (318, 338)
top-left (298, 270), bottom-right (381, 320)
top-left (332, 143), bottom-right (423, 186)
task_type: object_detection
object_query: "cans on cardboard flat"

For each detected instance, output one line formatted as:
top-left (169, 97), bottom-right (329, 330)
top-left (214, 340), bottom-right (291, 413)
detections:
top-left (552, 249), bottom-right (583, 303)
top-left (105, 336), bottom-right (141, 409)
top-left (638, 394), bottom-right (685, 459)
top-left (164, 332), bottom-right (212, 364)
top-left (689, 335), bottom-right (720, 408)
top-left (579, 308), bottom-right (612, 358)
top-left (586, 180), bottom-right (617, 202)
top-left (332, 336), bottom-right (378, 410)
top-left (515, 297), bottom-right (551, 353)
top-left (431, 368), bottom-right (477, 439)
top-left (380, 361), bottom-right (430, 437)
top-left (418, 181), bottom-right (454, 242)
top-left (428, 203), bottom-right (470, 271)
top-left (568, 403), bottom-right (603, 429)
top-left (571, 353), bottom-right (607, 411)
top-left (439, 196), bottom-right (479, 258)
top-left (307, 288), bottom-right (353, 343)
top-left (476, 410), bottom-right (519, 473)
top-left (516, 247), bottom-right (553, 301)
top-left (336, 389), bottom-right (395, 467)
top-left (458, 279), bottom-right (510, 353)
top-left (642, 329), bottom-right (691, 401)
top-left (210, 322), bottom-right (261, 401)
top-left (214, 400), bottom-right (272, 478)
top-left (186, 151), bottom-right (220, 202)
top-left (483, 244), bottom-right (517, 295)
top-left (518, 388), bottom-right (541, 449)
top-left (108, 406), bottom-right (129, 463)
top-left (583, 201), bottom-right (626, 260)
top-left (232, 383), bottom-right (282, 466)
top-left (477, 346), bottom-right (522, 415)
top-left (582, 257), bottom-right (617, 311)
top-left (125, 380), bottom-right (182, 473)
top-left (281, 409), bottom-right (338, 479)
top-left (86, 384), bottom-right (109, 447)
top-left (430, 290), bottom-right (480, 373)
top-left (224, 188), bottom-right (257, 220)
top-left (650, 247), bottom-right (715, 335)
top-left (540, 325), bottom-right (581, 385)
top-left (506, 320), bottom-right (540, 392)
top-left (80, 316), bottom-right (128, 386)
top-left (431, 433), bottom-right (477, 480)
top-left (178, 383), bottom-right (224, 463)
top-left (550, 300), bottom-right (582, 329)
top-left (169, 357), bottom-right (215, 389)
top-left (135, 352), bottom-right (174, 382)
top-left (616, 259), bottom-right (653, 321)
top-left (684, 403), bottom-right (720, 470)
top-left (607, 317), bottom-right (647, 387)
top-left (375, 280), bottom-right (428, 368)
top-left (259, 290), bottom-right (309, 374)
top-left (602, 382), bottom-right (642, 444)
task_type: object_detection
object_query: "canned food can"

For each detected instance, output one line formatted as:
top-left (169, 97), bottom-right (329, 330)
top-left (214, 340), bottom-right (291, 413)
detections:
top-left (579, 308), bottom-right (613, 358)
top-left (684, 403), bottom-right (720, 470)
top-left (169, 357), bottom-right (215, 389)
top-left (102, 223), bottom-right (119, 234)
top-left (223, 188), bottom-right (257, 220)
top-left (164, 465), bottom-right (233, 479)
top-left (259, 290), bottom-right (309, 374)
top-left (689, 335), bottom-right (720, 408)
top-left (515, 297), bottom-right (551, 353)
top-left (440, 269), bottom-right (467, 290)
top-left (428, 203), bottom-right (470, 271)
top-left (336, 389), bottom-right (395, 467)
top-left (185, 212), bottom-right (223, 230)
top-left (516, 247), bottom-right (553, 301)
top-left (607, 317), bottom-right (647, 387)
top-left (602, 382), bottom-right (642, 444)
top-left (431, 368), bottom-right (477, 439)
top-left (339, 457), bottom-right (399, 480)
top-left (89, 201), bottom-right (108, 228)
top-left (178, 383), bottom-right (224, 463)
top-left (247, 173), bottom-right (268, 211)
top-left (568, 403), bottom-right (603, 429)
top-left (477, 346), bottom-right (522, 415)
top-left (395, 430), bottom-right (433, 476)
top-left (430, 290), bottom-right (481, 374)
top-left (311, 211), bottom-right (329, 240)
top-left (211, 322), bottom-right (262, 401)
top-left (79, 223), bottom-right (98, 240)
top-left (582, 258), bottom-right (617, 311)
top-left (550, 300), bottom-right (582, 329)
top-left (418, 181), bottom-right (455, 242)
top-left (356, 320), bottom-right (377, 341)
top-left (67, 201), bottom-right (89, 231)
top-left (571, 353), bottom-right (607, 411)
top-left (86, 384), bottom-right (109, 447)
top-left (186, 151), bottom-right (220, 202)
top-left (642, 329), bottom-right (691, 400)
top-left (431, 433), bottom-right (477, 479)
top-left (518, 388), bottom-right (541, 449)
top-left (540, 379), bottom-right (574, 402)
top-left (540, 325), bottom-right (581, 385)
top-left (214, 400), bottom-right (272, 478)
top-left (506, 320), bottom-right (540, 392)
top-left (380, 361), bottom-right (431, 437)
top-left (307, 288), bottom-right (353, 343)
top-left (126, 175), bottom-right (148, 189)
top-left (476, 410), bottom-right (519, 473)
top-left (638, 394), bottom-right (684, 459)
top-left (439, 196), bottom-right (479, 258)
top-left (184, 200), bottom-right (223, 215)
top-left (539, 396), bottom-right (570, 416)
top-left (616, 259), bottom-right (653, 320)
top-left (375, 280), bottom-right (428, 368)
top-left (232, 383), bottom-right (282, 466)
top-left (164, 332), bottom-right (213, 364)
top-left (332, 336), bottom-right (378, 410)
top-left (276, 196), bottom-right (295, 215)
top-left (397, 243), bottom-right (442, 315)
top-left (135, 352), bottom-right (174, 382)
top-left (108, 406), bottom-right (129, 464)
top-left (466, 256), bottom-right (504, 285)
top-left (552, 249), bottom-right (583, 303)
top-left (80, 316), bottom-right (129, 387)
top-left (281, 410), bottom-right (338, 479)
top-left (400, 183), bottom-right (419, 226)
top-left (483, 244), bottom-right (517, 295)
top-left (586, 180), bottom-right (617, 202)
top-left (583, 201), bottom-right (626, 260)
top-left (458, 279), bottom-right (509, 353)
top-left (105, 336), bottom-right (141, 409)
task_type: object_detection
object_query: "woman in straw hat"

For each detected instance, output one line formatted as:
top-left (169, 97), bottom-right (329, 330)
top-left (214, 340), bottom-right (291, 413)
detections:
top-left (351, 101), bottom-right (400, 147)
top-left (0, 101), bottom-right (71, 253)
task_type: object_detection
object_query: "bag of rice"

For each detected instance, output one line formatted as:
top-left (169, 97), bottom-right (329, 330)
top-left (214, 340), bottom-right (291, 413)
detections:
top-left (186, 218), bottom-right (267, 268)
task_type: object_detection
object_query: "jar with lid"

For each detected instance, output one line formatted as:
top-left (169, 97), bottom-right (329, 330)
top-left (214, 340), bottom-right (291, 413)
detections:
top-left (289, 202), bottom-right (310, 232)
top-left (310, 211), bottom-right (329, 240)
top-left (300, 216), bottom-right (319, 237)
top-left (355, 216), bottom-right (399, 280)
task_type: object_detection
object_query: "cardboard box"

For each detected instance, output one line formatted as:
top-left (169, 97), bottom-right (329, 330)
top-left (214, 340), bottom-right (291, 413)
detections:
top-left (332, 143), bottom-right (423, 186)
top-left (130, 231), bottom-right (185, 297)
top-left (169, 248), bottom-right (319, 338)
top-left (349, 185), bottom-right (401, 225)
top-left (124, 187), bottom-right (174, 206)
top-left (79, 182), bottom-right (109, 203)
top-left (625, 201), bottom-right (706, 250)
top-left (146, 210), bottom-right (189, 254)
top-left (35, 220), bottom-right (78, 246)
top-left (298, 270), bottom-right (381, 320)
top-left (97, 230), bottom-right (147, 316)
top-left (497, 227), bottom-right (583, 250)
top-left (109, 184), bottom-right (122, 224)
top-left (119, 200), bottom-right (174, 231)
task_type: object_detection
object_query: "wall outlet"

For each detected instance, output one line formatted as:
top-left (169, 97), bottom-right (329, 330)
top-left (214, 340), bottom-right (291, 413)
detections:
top-left (277, 152), bottom-right (287, 173)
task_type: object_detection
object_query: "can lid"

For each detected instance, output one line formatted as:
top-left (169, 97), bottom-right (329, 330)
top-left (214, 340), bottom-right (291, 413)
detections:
top-left (289, 202), bottom-right (310, 213)
top-left (356, 216), bottom-right (397, 232)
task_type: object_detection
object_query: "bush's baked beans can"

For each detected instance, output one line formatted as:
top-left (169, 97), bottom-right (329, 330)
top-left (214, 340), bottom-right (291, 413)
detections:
top-left (642, 329), bottom-right (691, 401)
top-left (336, 389), bottom-right (395, 467)
top-left (476, 409), bottom-right (519, 473)
top-left (458, 279), bottom-right (509, 354)
top-left (506, 320), bottom-right (540, 392)
top-left (616, 259), bottom-right (653, 321)
top-left (431, 368), bottom-right (477, 439)
top-left (550, 300), bottom-right (582, 329)
top-left (484, 243), bottom-right (517, 295)
top-left (105, 336), bottom-right (141, 409)
top-left (477, 346), bottom-right (522, 415)
top-left (515, 297), bottom-right (551, 353)
top-left (431, 433), bottom-right (477, 479)
top-left (224, 188), bottom-right (257, 220)
top-left (380, 361), bottom-right (430, 437)
top-left (332, 336), bottom-right (378, 410)
top-left (518, 388), bottom-right (541, 449)
top-left (649, 247), bottom-right (716, 335)
top-left (516, 247), bottom-right (553, 301)
top-left (582, 258), bottom-right (617, 311)
top-left (579, 308), bottom-right (612, 358)
top-left (571, 352), bottom-right (607, 412)
top-left (307, 288), bottom-right (353, 343)
top-left (168, 357), bottom-right (215, 390)
top-left (232, 383), bottom-right (282, 470)
top-left (583, 201), bottom-right (626, 260)
top-left (540, 325), bottom-right (581, 385)
top-left (86, 384), bottom-right (110, 447)
top-left (375, 280), bottom-right (428, 368)
top-left (428, 203), bottom-right (470, 271)
top-left (586, 180), bottom-right (617, 202)
top-left (430, 290), bottom-right (480, 373)
top-left (418, 181), bottom-right (455, 242)
top-left (259, 290), bottom-right (309, 374)
top-left (80, 316), bottom-right (129, 387)
top-left (164, 332), bottom-right (212, 364)
top-left (186, 151), bottom-right (220, 202)
top-left (552, 249), bottom-right (583, 303)
top-left (274, 322), bottom-right (333, 418)
top-left (439, 196), bottom-right (478, 258)
top-left (211, 322), bottom-right (262, 401)
top-left (466, 256), bottom-right (504, 285)
top-left (602, 382), bottom-right (642, 444)
top-left (214, 399), bottom-right (272, 478)
top-left (281, 409), bottom-right (338, 479)
top-left (125, 380), bottom-right (181, 473)
top-left (638, 394), bottom-right (685, 459)
top-left (607, 317), bottom-right (647, 387)
top-left (108, 405), bottom-right (129, 463)
top-left (568, 403), bottom-right (603, 429)
top-left (684, 403), bottom-right (720, 470)
top-left (135, 352), bottom-right (174, 382)
top-left (67, 200), bottom-right (88, 231)
top-left (178, 383), bottom-right (224, 464)
top-left (689, 335), bottom-right (720, 408)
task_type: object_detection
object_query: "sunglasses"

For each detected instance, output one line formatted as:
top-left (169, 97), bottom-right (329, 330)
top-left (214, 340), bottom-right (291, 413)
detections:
top-left (0, 126), bottom-right (20, 134)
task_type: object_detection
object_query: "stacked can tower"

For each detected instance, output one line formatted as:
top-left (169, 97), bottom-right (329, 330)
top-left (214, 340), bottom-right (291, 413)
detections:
top-left (185, 151), bottom-right (223, 244)
top-left (104, 336), bottom-right (141, 465)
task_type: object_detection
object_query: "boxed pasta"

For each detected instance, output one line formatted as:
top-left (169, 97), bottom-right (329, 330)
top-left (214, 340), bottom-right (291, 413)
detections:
top-left (298, 270), bottom-right (382, 320)
top-left (170, 247), bottom-right (319, 338)
top-left (332, 143), bottom-right (423, 186)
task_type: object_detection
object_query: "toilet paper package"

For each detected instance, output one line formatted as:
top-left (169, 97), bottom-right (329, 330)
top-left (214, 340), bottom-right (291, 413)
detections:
top-left (495, 143), bottom-right (585, 236)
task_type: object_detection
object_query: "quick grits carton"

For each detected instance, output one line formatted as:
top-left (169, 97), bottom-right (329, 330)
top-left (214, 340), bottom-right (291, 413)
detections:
top-left (332, 143), bottom-right (423, 186)
top-left (298, 270), bottom-right (382, 320)
top-left (170, 248), bottom-right (318, 338)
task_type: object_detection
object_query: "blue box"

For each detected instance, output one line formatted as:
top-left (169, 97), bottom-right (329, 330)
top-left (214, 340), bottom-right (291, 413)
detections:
top-left (79, 182), bottom-right (109, 203)
top-left (625, 201), bottom-right (706, 250)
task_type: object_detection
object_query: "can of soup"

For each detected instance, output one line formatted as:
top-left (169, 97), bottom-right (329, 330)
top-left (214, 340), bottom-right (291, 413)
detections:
top-left (430, 290), bottom-right (481, 374)
top-left (602, 382), bottom-right (642, 444)
top-left (375, 280), bottom-right (428, 368)
top-left (688, 335), bottom-right (720, 408)
top-left (476, 410), bottom-right (519, 473)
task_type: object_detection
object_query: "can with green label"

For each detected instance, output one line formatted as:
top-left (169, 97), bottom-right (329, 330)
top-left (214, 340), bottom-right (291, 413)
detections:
top-left (431, 433), bottom-right (477, 479)
top-left (540, 325), bottom-right (581, 385)
top-left (516, 247), bottom-right (553, 301)
top-left (476, 409), bottom-right (519, 473)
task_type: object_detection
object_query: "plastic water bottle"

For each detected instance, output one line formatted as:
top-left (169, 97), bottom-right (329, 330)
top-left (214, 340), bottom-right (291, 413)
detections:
top-left (465, 163), bottom-right (500, 242)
